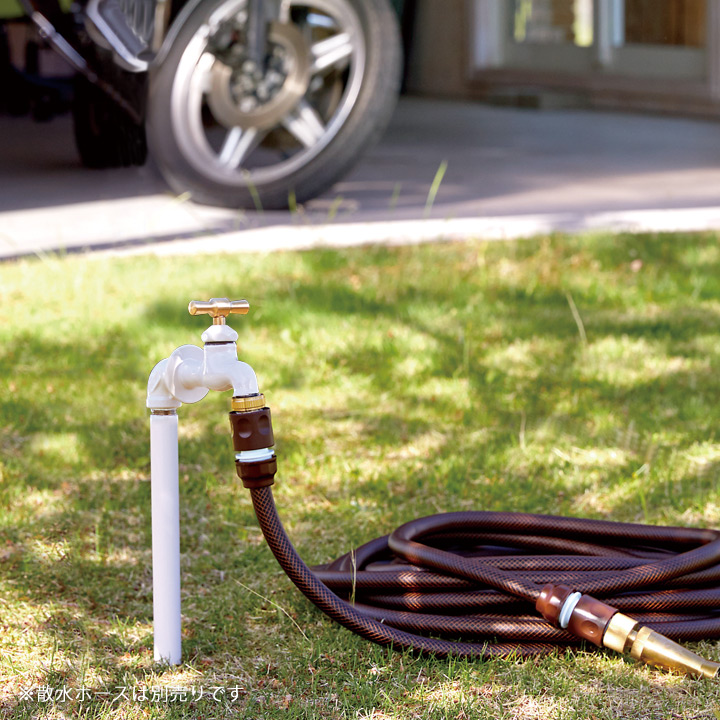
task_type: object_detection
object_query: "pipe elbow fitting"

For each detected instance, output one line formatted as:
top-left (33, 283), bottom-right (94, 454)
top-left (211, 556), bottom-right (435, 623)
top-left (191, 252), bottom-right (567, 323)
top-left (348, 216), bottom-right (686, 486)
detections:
top-left (146, 358), bottom-right (182, 410)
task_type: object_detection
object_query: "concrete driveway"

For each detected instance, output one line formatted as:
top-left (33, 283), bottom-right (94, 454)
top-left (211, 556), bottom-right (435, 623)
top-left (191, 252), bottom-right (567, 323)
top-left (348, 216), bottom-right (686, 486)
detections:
top-left (3, 96), bottom-right (720, 259)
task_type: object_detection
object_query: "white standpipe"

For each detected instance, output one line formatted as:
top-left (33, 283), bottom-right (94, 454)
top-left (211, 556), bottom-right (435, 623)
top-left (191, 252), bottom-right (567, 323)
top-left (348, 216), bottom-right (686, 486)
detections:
top-left (150, 411), bottom-right (181, 664)
top-left (146, 298), bottom-right (260, 665)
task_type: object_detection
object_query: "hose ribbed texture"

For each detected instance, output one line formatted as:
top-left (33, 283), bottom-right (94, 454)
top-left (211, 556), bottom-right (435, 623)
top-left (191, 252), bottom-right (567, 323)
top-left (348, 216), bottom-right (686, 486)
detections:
top-left (250, 486), bottom-right (720, 657)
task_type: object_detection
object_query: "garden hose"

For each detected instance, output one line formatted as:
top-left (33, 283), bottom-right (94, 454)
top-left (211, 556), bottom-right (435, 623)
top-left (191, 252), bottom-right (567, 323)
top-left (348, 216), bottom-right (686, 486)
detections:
top-left (231, 401), bottom-right (720, 678)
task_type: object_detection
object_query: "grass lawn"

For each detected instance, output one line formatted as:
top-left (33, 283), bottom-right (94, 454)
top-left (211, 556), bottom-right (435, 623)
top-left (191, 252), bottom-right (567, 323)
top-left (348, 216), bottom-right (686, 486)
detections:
top-left (1, 233), bottom-right (720, 719)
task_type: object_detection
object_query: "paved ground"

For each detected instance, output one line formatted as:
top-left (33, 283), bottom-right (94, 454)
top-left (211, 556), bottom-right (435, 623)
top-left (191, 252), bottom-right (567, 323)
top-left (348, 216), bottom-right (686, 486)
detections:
top-left (4, 96), bottom-right (720, 260)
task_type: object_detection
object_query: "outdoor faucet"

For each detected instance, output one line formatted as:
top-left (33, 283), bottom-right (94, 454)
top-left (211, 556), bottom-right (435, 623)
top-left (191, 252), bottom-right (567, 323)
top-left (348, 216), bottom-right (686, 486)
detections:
top-left (146, 298), bottom-right (265, 664)
top-left (147, 298), bottom-right (259, 409)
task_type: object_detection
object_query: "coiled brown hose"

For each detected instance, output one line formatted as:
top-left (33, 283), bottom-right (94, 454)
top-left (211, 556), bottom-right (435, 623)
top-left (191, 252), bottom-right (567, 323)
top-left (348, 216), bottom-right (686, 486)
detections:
top-left (249, 485), bottom-right (720, 658)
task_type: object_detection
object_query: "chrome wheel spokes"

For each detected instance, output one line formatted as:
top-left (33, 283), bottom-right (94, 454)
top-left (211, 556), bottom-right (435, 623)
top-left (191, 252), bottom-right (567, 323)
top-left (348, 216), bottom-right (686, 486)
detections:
top-left (171, 0), bottom-right (366, 186)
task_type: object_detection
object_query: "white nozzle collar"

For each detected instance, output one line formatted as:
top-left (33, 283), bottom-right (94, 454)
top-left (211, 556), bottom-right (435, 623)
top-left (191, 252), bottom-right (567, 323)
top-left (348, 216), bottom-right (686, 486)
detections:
top-left (559, 592), bottom-right (583, 629)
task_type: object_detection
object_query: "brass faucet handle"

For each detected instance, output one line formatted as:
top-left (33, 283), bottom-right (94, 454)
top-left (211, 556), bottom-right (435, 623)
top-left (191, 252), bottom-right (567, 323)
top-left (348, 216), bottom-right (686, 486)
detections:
top-left (188, 298), bottom-right (250, 325)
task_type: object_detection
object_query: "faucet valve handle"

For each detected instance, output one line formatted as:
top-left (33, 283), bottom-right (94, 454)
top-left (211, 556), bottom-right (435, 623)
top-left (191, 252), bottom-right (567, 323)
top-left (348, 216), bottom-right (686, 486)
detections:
top-left (188, 298), bottom-right (250, 326)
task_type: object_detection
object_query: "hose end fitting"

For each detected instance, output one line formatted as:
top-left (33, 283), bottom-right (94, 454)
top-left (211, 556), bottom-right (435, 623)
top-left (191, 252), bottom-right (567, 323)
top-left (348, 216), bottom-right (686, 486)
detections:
top-left (230, 395), bottom-right (277, 489)
top-left (536, 584), bottom-right (615, 647)
top-left (537, 584), bottom-right (720, 677)
top-left (235, 455), bottom-right (277, 489)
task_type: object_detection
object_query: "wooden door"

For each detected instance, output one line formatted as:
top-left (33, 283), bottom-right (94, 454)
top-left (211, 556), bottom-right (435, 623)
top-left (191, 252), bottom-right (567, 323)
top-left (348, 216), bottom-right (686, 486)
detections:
top-left (624, 0), bottom-right (706, 47)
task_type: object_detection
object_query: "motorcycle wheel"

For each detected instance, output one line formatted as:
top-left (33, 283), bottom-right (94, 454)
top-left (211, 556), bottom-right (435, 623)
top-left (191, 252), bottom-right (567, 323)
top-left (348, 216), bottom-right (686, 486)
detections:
top-left (72, 75), bottom-right (148, 169)
top-left (146, 0), bottom-right (401, 208)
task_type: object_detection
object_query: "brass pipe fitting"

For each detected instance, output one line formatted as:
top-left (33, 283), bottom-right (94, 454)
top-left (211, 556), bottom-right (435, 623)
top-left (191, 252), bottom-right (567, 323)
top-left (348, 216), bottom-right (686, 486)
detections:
top-left (232, 394), bottom-right (266, 412)
top-left (602, 611), bottom-right (637, 653)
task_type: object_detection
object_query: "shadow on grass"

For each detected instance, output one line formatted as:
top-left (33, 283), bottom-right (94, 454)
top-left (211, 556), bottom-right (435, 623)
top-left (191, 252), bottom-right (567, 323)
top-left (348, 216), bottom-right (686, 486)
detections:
top-left (2, 235), bottom-right (720, 717)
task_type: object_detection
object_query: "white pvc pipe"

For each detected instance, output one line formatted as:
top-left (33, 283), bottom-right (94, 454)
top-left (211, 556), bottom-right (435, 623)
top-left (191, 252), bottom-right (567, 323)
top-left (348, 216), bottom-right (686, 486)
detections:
top-left (150, 412), bottom-right (182, 664)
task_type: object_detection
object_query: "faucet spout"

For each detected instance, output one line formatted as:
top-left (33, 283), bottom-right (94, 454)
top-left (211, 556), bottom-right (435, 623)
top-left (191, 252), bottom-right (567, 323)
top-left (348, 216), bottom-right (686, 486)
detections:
top-left (230, 361), bottom-right (260, 396)
top-left (198, 342), bottom-right (259, 396)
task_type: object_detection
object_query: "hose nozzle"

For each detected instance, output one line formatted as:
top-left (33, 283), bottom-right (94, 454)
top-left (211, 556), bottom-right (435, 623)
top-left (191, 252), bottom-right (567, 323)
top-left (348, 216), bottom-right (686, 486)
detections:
top-left (604, 613), bottom-right (720, 679)
top-left (537, 584), bottom-right (720, 678)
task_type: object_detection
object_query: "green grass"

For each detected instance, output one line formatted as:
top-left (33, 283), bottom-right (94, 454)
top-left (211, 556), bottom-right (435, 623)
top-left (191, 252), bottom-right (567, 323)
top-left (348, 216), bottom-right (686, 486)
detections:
top-left (1, 233), bottom-right (720, 719)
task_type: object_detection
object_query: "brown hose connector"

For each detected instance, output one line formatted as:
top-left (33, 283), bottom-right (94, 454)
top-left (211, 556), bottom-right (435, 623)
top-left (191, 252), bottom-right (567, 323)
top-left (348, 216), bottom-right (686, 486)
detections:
top-left (233, 410), bottom-right (720, 676)
top-left (231, 403), bottom-right (277, 489)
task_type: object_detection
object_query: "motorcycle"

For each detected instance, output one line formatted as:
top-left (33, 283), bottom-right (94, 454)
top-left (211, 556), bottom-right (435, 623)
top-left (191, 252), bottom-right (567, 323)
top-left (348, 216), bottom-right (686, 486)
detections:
top-left (14, 0), bottom-right (402, 208)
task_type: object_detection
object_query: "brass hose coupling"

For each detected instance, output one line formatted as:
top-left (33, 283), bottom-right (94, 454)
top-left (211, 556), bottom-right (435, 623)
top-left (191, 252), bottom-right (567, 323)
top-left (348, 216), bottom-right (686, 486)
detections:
top-left (537, 584), bottom-right (720, 678)
top-left (229, 394), bottom-right (277, 489)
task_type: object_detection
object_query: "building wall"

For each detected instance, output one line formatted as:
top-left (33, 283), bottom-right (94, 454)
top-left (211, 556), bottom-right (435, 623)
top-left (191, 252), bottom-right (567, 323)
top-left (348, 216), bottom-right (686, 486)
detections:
top-left (404, 0), bottom-right (720, 116)
top-left (404, 0), bottom-right (471, 98)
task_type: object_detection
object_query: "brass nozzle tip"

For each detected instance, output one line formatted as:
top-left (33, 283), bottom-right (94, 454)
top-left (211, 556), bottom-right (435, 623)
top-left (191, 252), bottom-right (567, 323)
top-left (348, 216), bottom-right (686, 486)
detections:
top-left (630, 626), bottom-right (720, 679)
top-left (231, 394), bottom-right (266, 412)
top-left (604, 613), bottom-right (720, 678)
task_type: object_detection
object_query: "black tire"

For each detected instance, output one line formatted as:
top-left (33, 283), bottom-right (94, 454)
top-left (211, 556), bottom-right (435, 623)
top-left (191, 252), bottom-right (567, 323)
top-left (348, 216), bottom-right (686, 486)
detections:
top-left (72, 75), bottom-right (148, 169)
top-left (146, 0), bottom-right (401, 209)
